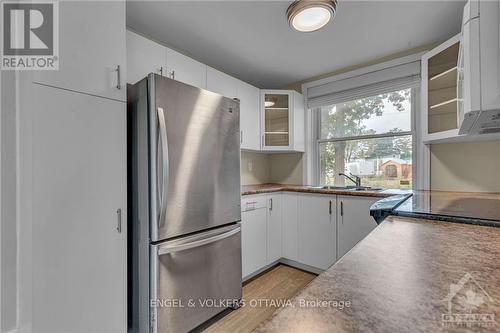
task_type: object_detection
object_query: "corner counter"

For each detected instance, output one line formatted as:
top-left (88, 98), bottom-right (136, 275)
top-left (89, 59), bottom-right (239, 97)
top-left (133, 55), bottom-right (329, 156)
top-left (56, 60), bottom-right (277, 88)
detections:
top-left (255, 215), bottom-right (500, 332)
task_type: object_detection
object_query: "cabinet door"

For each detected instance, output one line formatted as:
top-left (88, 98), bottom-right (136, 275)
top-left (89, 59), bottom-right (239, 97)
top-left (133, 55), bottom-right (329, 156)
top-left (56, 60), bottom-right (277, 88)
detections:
top-left (241, 208), bottom-right (267, 278)
top-left (166, 48), bottom-right (207, 89)
top-left (282, 192), bottom-right (299, 261)
top-left (297, 194), bottom-right (336, 270)
top-left (292, 91), bottom-right (305, 152)
top-left (261, 90), bottom-right (293, 150)
top-left (337, 196), bottom-right (378, 259)
top-left (238, 80), bottom-right (261, 150)
top-left (479, 0), bottom-right (500, 111)
top-left (267, 194), bottom-right (282, 264)
top-left (421, 34), bottom-right (461, 142)
top-left (32, 1), bottom-right (126, 102)
top-left (31, 84), bottom-right (126, 332)
top-left (127, 30), bottom-right (166, 84)
top-left (206, 67), bottom-right (238, 98)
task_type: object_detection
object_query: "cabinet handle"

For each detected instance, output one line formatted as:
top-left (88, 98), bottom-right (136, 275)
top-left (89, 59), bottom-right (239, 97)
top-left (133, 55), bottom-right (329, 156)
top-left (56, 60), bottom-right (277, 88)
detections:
top-left (159, 67), bottom-right (164, 76)
top-left (340, 201), bottom-right (344, 217)
top-left (240, 130), bottom-right (243, 144)
top-left (169, 70), bottom-right (175, 79)
top-left (329, 200), bottom-right (332, 215)
top-left (116, 208), bottom-right (122, 233)
top-left (115, 65), bottom-right (121, 90)
top-left (269, 198), bottom-right (273, 211)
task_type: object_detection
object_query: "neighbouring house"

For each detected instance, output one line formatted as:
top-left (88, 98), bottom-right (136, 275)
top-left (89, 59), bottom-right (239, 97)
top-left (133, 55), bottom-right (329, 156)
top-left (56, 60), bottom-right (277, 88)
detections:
top-left (380, 158), bottom-right (412, 179)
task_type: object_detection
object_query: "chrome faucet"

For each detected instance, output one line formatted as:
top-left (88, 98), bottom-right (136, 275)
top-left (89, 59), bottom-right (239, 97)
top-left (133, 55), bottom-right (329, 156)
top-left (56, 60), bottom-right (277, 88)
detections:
top-left (339, 173), bottom-right (362, 188)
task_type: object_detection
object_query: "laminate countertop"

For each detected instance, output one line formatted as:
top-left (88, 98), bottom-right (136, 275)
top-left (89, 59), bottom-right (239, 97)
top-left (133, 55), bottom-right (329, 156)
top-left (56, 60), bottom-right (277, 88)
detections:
top-left (255, 216), bottom-right (500, 332)
top-left (241, 183), bottom-right (410, 198)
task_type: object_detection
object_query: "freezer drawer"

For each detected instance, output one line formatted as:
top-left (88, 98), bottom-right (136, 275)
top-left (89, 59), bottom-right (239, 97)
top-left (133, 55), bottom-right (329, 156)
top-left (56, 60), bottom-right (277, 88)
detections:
top-left (150, 224), bottom-right (242, 333)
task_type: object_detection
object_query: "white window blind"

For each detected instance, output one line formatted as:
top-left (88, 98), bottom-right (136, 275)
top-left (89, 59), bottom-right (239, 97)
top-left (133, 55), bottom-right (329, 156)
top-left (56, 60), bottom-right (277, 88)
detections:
top-left (307, 60), bottom-right (421, 108)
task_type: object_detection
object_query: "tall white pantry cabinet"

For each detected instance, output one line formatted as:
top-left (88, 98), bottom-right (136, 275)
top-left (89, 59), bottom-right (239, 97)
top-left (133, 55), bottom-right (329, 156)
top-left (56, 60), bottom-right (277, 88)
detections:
top-left (18, 1), bottom-right (127, 332)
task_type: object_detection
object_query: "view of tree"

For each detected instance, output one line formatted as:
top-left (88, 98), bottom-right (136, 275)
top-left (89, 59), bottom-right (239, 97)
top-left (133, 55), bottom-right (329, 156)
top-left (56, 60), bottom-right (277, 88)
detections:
top-left (319, 89), bottom-right (412, 187)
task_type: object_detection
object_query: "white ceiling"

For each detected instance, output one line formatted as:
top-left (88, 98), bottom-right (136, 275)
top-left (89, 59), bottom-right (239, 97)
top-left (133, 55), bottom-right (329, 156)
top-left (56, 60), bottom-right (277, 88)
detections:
top-left (127, 0), bottom-right (466, 88)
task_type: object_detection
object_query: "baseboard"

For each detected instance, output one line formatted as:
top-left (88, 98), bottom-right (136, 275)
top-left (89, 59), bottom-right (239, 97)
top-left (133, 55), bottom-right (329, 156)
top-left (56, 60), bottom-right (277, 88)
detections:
top-left (242, 258), bottom-right (324, 282)
top-left (242, 260), bottom-right (281, 282)
top-left (278, 258), bottom-right (323, 275)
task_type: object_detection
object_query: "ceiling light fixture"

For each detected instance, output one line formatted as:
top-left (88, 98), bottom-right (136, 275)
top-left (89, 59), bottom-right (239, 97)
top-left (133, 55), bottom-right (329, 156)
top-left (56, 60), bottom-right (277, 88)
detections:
top-left (287, 0), bottom-right (337, 32)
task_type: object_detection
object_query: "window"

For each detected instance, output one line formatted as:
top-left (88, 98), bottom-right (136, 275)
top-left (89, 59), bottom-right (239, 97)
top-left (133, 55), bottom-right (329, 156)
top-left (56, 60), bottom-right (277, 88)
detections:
top-left (316, 88), bottom-right (414, 189)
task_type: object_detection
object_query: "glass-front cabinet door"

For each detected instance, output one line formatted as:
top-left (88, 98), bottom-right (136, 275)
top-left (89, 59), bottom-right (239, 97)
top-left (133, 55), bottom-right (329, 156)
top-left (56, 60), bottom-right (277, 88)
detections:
top-left (421, 34), bottom-right (461, 142)
top-left (261, 90), bottom-right (293, 149)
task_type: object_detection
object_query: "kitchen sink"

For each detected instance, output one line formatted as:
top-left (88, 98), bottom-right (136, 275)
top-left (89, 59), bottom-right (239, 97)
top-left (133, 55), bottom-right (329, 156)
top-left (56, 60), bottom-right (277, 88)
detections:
top-left (320, 185), bottom-right (384, 192)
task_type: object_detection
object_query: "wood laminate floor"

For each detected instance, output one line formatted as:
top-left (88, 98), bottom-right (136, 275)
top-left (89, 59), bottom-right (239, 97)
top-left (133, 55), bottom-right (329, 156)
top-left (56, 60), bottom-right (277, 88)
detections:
top-left (203, 265), bottom-right (316, 333)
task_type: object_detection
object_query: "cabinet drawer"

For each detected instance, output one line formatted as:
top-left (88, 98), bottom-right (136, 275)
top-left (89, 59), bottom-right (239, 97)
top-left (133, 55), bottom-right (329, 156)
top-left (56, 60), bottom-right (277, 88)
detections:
top-left (241, 196), bottom-right (267, 212)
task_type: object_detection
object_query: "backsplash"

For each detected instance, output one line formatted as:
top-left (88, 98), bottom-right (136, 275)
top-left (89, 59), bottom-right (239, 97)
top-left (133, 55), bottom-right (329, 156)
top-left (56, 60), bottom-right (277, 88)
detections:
top-left (240, 151), bottom-right (304, 185)
top-left (431, 140), bottom-right (500, 192)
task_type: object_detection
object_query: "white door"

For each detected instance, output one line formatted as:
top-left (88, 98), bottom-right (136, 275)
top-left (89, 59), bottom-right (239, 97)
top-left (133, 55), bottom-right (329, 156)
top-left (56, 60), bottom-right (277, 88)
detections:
top-left (241, 207), bottom-right (267, 278)
top-left (166, 48), bottom-right (207, 89)
top-left (127, 30), bottom-right (166, 84)
top-left (206, 67), bottom-right (238, 98)
top-left (238, 80), bottom-right (261, 150)
top-left (298, 194), bottom-right (336, 270)
top-left (33, 1), bottom-right (126, 101)
top-left (282, 192), bottom-right (299, 261)
top-left (267, 194), bottom-right (282, 264)
top-left (337, 196), bottom-right (378, 259)
top-left (31, 84), bottom-right (127, 332)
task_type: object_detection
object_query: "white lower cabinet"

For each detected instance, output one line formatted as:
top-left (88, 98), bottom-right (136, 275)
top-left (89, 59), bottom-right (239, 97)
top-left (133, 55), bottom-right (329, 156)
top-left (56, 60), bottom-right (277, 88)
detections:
top-left (267, 194), bottom-right (282, 264)
top-left (297, 194), bottom-right (336, 270)
top-left (282, 192), bottom-right (299, 261)
top-left (337, 196), bottom-right (379, 259)
top-left (30, 84), bottom-right (127, 332)
top-left (241, 192), bottom-right (379, 275)
top-left (241, 196), bottom-right (268, 278)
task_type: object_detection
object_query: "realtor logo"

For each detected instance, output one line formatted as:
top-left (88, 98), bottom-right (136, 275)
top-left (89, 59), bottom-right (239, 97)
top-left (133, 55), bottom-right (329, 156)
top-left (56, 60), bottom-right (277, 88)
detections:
top-left (442, 272), bottom-right (495, 328)
top-left (1, 1), bottom-right (59, 70)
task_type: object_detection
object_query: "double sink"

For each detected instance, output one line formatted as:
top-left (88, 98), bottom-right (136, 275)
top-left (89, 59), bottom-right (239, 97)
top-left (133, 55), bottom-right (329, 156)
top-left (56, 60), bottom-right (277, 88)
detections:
top-left (314, 185), bottom-right (384, 192)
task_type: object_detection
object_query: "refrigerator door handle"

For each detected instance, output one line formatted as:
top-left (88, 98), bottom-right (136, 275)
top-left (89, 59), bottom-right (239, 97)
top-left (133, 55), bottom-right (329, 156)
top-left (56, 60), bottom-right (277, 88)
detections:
top-left (157, 107), bottom-right (169, 228)
top-left (157, 226), bottom-right (240, 256)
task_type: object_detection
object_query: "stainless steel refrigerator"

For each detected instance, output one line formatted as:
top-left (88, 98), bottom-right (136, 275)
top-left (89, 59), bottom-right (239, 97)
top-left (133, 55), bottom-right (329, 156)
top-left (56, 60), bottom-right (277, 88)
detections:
top-left (127, 74), bottom-right (242, 333)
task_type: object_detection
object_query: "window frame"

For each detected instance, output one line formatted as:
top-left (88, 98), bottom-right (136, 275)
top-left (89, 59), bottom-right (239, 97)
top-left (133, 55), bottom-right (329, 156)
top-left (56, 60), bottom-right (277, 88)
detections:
top-left (312, 87), bottom-right (417, 188)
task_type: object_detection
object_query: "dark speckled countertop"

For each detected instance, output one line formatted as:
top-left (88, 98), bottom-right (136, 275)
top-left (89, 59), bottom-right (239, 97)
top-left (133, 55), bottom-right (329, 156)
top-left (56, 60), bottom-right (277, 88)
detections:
top-left (241, 183), bottom-right (410, 198)
top-left (394, 191), bottom-right (500, 225)
top-left (255, 216), bottom-right (500, 332)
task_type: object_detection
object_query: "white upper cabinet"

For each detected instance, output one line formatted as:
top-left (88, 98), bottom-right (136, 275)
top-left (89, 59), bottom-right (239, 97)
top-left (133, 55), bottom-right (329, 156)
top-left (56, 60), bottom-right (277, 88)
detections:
top-left (261, 89), bottom-right (305, 152)
top-left (126, 31), bottom-right (166, 84)
top-left (478, 0), bottom-right (500, 112)
top-left (206, 67), bottom-right (238, 99)
top-left (336, 196), bottom-right (378, 259)
top-left (166, 48), bottom-right (207, 89)
top-left (421, 34), bottom-right (461, 143)
top-left (237, 80), bottom-right (261, 150)
top-left (267, 194), bottom-right (282, 264)
top-left (297, 194), bottom-right (336, 270)
top-left (33, 1), bottom-right (126, 102)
